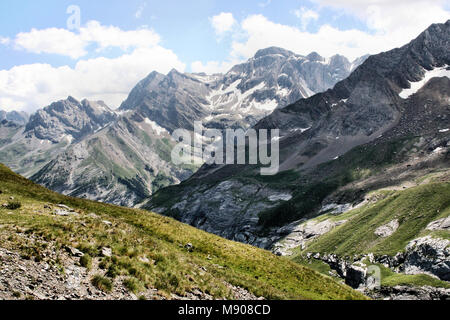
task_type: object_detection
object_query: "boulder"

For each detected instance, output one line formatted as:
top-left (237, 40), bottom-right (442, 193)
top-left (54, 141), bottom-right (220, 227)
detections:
top-left (374, 219), bottom-right (399, 237)
top-left (345, 264), bottom-right (367, 289)
top-left (426, 217), bottom-right (450, 231)
top-left (404, 236), bottom-right (450, 281)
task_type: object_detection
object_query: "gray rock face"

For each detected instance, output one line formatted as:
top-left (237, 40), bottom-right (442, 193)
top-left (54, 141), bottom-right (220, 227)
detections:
top-left (273, 219), bottom-right (347, 256)
top-left (404, 236), bottom-right (450, 281)
top-left (30, 114), bottom-right (194, 207)
top-left (0, 97), bottom-right (116, 178)
top-left (374, 219), bottom-right (400, 238)
top-left (370, 286), bottom-right (450, 300)
top-left (26, 97), bottom-right (116, 143)
top-left (426, 217), bottom-right (450, 231)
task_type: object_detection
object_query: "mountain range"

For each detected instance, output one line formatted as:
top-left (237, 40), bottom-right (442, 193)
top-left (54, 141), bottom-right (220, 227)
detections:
top-left (0, 19), bottom-right (449, 300)
top-left (0, 49), bottom-right (364, 206)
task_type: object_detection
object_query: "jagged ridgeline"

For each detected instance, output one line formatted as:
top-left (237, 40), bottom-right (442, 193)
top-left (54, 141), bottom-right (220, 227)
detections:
top-left (0, 48), bottom-right (364, 207)
top-left (0, 163), bottom-right (366, 300)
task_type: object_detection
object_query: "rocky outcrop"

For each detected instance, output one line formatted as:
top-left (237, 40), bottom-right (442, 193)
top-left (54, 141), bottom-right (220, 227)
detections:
top-left (374, 219), bottom-right (400, 238)
top-left (26, 97), bottom-right (116, 143)
top-left (273, 219), bottom-right (347, 256)
top-left (404, 236), bottom-right (450, 281)
top-left (426, 217), bottom-right (450, 231)
top-left (369, 286), bottom-right (450, 300)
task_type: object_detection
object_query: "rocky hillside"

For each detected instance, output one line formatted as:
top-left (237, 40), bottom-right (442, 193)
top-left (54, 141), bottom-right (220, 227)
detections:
top-left (277, 178), bottom-right (450, 300)
top-left (0, 163), bottom-right (365, 300)
top-left (144, 21), bottom-right (450, 250)
top-left (0, 48), bottom-right (360, 206)
top-left (30, 113), bottom-right (195, 207)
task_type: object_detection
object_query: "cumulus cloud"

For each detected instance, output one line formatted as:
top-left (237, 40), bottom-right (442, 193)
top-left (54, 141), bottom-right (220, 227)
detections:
top-left (0, 20), bottom-right (186, 112)
top-left (229, 0), bottom-right (449, 62)
top-left (0, 47), bottom-right (185, 112)
top-left (13, 20), bottom-right (161, 59)
top-left (210, 12), bottom-right (237, 35)
top-left (15, 28), bottom-right (87, 59)
top-left (313, 0), bottom-right (449, 37)
top-left (196, 1), bottom-right (448, 75)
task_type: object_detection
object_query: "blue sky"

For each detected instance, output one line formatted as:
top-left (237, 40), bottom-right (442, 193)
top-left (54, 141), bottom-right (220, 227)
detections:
top-left (0, 0), bottom-right (448, 112)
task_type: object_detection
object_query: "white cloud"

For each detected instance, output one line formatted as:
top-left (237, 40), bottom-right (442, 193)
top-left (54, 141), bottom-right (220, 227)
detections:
top-left (0, 37), bottom-right (10, 45)
top-left (15, 28), bottom-right (87, 59)
top-left (293, 8), bottom-right (319, 30)
top-left (229, 4), bottom-right (449, 62)
top-left (13, 20), bottom-right (161, 59)
top-left (313, 0), bottom-right (449, 36)
top-left (191, 59), bottom-right (240, 74)
top-left (80, 21), bottom-right (160, 51)
top-left (0, 46), bottom-right (185, 112)
top-left (210, 12), bottom-right (237, 35)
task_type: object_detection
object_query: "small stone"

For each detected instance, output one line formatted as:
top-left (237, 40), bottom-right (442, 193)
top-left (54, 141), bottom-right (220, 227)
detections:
top-left (57, 204), bottom-right (72, 210)
top-left (102, 220), bottom-right (113, 226)
top-left (138, 256), bottom-right (150, 263)
top-left (101, 247), bottom-right (112, 257)
top-left (66, 246), bottom-right (84, 257)
top-left (53, 209), bottom-right (75, 216)
top-left (185, 243), bottom-right (193, 251)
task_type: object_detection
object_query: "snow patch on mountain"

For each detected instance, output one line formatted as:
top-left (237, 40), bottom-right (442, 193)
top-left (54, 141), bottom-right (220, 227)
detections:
top-left (144, 118), bottom-right (169, 136)
top-left (399, 66), bottom-right (450, 99)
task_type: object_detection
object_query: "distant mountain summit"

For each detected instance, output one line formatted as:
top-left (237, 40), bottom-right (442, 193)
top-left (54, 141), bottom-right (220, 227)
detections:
top-left (26, 97), bottom-right (116, 143)
top-left (120, 47), bottom-right (365, 131)
top-left (0, 110), bottom-right (29, 125)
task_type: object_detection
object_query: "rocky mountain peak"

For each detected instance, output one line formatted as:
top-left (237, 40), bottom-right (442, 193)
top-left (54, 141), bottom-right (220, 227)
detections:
top-left (306, 52), bottom-right (324, 62)
top-left (25, 97), bottom-right (116, 143)
top-left (254, 47), bottom-right (294, 59)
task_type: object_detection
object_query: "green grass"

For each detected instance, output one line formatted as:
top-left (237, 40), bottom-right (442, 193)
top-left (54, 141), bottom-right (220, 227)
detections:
top-left (92, 275), bottom-right (113, 292)
top-left (294, 182), bottom-right (450, 257)
top-left (0, 163), bottom-right (365, 300)
top-left (376, 264), bottom-right (450, 289)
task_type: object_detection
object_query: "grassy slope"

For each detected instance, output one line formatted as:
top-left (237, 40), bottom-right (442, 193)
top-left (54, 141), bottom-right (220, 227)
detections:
top-left (0, 163), bottom-right (365, 300)
top-left (292, 182), bottom-right (450, 289)
top-left (298, 182), bottom-right (450, 256)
